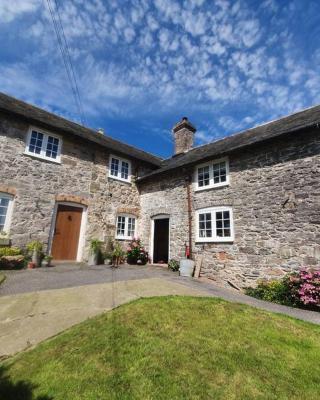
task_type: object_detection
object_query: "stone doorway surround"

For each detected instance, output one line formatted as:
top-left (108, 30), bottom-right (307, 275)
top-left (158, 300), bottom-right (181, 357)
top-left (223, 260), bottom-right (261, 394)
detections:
top-left (149, 214), bottom-right (170, 264)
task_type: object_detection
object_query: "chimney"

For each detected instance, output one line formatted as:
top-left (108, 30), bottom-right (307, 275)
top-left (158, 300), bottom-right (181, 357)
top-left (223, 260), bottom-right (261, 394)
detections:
top-left (172, 117), bottom-right (196, 155)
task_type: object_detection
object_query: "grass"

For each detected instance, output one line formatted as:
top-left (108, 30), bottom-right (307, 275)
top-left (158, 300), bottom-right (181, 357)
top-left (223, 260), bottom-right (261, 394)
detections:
top-left (1, 296), bottom-right (320, 400)
top-left (0, 272), bottom-right (5, 285)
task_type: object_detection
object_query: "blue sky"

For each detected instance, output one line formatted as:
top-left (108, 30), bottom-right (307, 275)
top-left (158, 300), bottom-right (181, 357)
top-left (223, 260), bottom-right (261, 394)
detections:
top-left (0, 0), bottom-right (319, 158)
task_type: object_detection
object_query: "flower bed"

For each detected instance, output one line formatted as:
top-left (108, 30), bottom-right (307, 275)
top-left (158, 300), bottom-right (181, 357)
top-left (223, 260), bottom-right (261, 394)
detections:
top-left (245, 267), bottom-right (320, 311)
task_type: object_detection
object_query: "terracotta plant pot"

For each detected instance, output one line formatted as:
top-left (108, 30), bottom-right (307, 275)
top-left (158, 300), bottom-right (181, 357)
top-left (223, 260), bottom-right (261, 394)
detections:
top-left (28, 262), bottom-right (36, 269)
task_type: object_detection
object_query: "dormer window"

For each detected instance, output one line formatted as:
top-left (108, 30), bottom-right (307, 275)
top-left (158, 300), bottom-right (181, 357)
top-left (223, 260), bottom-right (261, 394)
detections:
top-left (25, 127), bottom-right (62, 163)
top-left (195, 157), bottom-right (229, 191)
top-left (109, 155), bottom-right (131, 182)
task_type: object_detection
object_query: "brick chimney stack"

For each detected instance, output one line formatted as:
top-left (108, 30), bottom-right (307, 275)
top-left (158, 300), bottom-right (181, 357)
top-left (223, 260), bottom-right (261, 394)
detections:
top-left (172, 117), bottom-right (196, 155)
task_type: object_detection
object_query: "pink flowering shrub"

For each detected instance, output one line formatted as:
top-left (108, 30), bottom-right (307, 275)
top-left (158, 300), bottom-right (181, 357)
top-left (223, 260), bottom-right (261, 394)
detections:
top-left (245, 267), bottom-right (320, 310)
top-left (126, 238), bottom-right (148, 265)
top-left (288, 268), bottom-right (320, 307)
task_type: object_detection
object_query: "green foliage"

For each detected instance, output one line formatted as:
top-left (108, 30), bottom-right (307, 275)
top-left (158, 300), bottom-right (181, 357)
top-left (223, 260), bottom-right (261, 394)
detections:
top-left (112, 242), bottom-right (126, 266)
top-left (0, 247), bottom-right (21, 257)
top-left (168, 259), bottom-right (180, 271)
top-left (2, 297), bottom-right (320, 399)
top-left (245, 279), bottom-right (295, 306)
top-left (89, 239), bottom-right (103, 254)
top-left (26, 241), bottom-right (43, 253)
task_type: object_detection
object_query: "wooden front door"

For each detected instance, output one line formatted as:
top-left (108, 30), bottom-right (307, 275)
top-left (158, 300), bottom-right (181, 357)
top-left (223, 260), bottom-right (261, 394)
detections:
top-left (51, 205), bottom-right (83, 260)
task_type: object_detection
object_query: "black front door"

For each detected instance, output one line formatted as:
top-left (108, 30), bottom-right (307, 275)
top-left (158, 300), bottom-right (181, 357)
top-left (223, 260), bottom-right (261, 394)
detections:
top-left (153, 218), bottom-right (169, 263)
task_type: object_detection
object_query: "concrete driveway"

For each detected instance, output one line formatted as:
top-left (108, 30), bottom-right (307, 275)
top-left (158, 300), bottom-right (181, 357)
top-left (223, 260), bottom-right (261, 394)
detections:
top-left (1, 264), bottom-right (319, 357)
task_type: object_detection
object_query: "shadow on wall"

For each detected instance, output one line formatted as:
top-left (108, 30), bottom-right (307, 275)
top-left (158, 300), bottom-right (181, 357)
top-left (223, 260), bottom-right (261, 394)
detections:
top-left (0, 365), bottom-right (53, 400)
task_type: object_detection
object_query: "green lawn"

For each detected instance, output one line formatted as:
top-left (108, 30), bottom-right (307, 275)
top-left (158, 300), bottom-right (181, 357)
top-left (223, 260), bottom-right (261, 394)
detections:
top-left (1, 297), bottom-right (320, 400)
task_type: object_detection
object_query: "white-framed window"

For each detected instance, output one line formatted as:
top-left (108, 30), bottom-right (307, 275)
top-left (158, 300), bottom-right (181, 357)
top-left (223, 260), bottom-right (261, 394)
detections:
top-left (0, 193), bottom-right (14, 233)
top-left (109, 155), bottom-right (131, 182)
top-left (116, 215), bottom-right (136, 240)
top-left (194, 157), bottom-right (229, 191)
top-left (195, 206), bottom-right (234, 243)
top-left (25, 127), bottom-right (62, 163)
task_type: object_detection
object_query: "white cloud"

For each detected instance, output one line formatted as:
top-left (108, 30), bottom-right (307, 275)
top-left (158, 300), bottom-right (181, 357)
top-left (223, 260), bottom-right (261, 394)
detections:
top-left (0, 0), bottom-right (40, 23)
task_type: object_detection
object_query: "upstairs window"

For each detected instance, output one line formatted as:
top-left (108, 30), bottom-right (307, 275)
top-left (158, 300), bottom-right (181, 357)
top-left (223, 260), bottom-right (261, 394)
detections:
top-left (25, 127), bottom-right (62, 163)
top-left (196, 207), bottom-right (234, 242)
top-left (0, 193), bottom-right (14, 233)
top-left (116, 215), bottom-right (136, 240)
top-left (195, 158), bottom-right (229, 191)
top-left (109, 155), bottom-right (131, 182)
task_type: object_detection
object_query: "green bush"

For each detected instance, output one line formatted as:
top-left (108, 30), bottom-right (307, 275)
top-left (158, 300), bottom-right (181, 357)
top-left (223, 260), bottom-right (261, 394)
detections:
top-left (168, 259), bottom-right (180, 272)
top-left (245, 279), bottom-right (294, 306)
top-left (0, 247), bottom-right (22, 257)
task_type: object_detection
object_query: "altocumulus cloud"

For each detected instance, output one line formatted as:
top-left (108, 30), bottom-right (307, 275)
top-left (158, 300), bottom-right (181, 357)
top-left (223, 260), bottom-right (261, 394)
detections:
top-left (0, 0), bottom-right (319, 156)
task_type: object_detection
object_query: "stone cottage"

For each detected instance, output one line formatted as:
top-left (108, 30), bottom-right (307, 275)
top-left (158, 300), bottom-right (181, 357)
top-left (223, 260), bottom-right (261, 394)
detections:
top-left (0, 91), bottom-right (319, 287)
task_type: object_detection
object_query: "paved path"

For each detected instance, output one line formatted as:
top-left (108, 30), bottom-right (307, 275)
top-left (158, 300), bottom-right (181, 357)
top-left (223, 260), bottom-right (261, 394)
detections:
top-left (1, 264), bottom-right (319, 357)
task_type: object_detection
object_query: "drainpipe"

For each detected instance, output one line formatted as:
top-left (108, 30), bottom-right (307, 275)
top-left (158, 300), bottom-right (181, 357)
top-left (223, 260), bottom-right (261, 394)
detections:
top-left (185, 175), bottom-right (193, 259)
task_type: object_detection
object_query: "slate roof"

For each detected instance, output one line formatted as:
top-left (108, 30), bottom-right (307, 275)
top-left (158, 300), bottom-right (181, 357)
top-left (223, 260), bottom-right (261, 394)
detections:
top-left (0, 92), bottom-right (162, 167)
top-left (139, 104), bottom-right (320, 181)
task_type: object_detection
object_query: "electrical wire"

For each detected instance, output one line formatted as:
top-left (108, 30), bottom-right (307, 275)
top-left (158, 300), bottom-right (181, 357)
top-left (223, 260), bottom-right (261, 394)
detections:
top-left (45, 0), bottom-right (86, 125)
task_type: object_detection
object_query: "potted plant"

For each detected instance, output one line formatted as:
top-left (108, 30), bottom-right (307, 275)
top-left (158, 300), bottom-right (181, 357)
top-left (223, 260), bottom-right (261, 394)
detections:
top-left (42, 255), bottom-right (53, 267)
top-left (112, 242), bottom-right (125, 267)
top-left (88, 239), bottom-right (103, 266)
top-left (168, 259), bottom-right (180, 272)
top-left (26, 241), bottom-right (43, 268)
top-left (126, 238), bottom-right (148, 265)
top-left (103, 252), bottom-right (112, 265)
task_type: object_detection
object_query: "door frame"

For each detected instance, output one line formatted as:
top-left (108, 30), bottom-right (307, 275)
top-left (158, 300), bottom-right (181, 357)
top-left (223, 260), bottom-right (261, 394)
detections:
top-left (48, 201), bottom-right (87, 261)
top-left (150, 214), bottom-right (170, 264)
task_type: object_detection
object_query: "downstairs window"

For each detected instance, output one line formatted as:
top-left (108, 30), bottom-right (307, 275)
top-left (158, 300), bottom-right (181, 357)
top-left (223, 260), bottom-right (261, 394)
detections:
top-left (116, 215), bottom-right (136, 240)
top-left (196, 207), bottom-right (234, 242)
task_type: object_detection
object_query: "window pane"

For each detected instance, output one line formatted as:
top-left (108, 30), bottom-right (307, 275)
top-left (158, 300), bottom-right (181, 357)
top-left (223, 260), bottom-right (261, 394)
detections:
top-left (0, 197), bottom-right (9, 231)
top-left (198, 213), bottom-right (212, 238)
top-left (212, 161), bottom-right (227, 185)
top-left (116, 216), bottom-right (125, 236)
top-left (121, 161), bottom-right (129, 180)
top-left (28, 131), bottom-right (43, 154)
top-left (46, 136), bottom-right (59, 159)
top-left (127, 217), bottom-right (135, 237)
top-left (111, 158), bottom-right (119, 177)
top-left (215, 210), bottom-right (231, 238)
top-left (198, 166), bottom-right (210, 187)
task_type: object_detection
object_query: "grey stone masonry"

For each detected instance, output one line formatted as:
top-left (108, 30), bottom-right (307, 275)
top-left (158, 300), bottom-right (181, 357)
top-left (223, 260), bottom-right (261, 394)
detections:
top-left (0, 112), bottom-right (152, 259)
top-left (172, 117), bottom-right (196, 154)
top-left (138, 129), bottom-right (320, 287)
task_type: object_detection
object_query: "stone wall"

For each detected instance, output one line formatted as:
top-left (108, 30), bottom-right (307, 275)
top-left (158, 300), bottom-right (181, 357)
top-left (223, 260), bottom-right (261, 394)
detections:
top-left (0, 112), bottom-right (151, 259)
top-left (139, 173), bottom-right (190, 260)
top-left (139, 128), bottom-right (320, 287)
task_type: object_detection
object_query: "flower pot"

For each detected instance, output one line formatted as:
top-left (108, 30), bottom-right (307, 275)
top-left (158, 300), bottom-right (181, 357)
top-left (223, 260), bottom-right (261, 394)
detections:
top-left (88, 252), bottom-right (98, 266)
top-left (32, 250), bottom-right (41, 268)
top-left (28, 262), bottom-right (36, 269)
top-left (179, 259), bottom-right (195, 277)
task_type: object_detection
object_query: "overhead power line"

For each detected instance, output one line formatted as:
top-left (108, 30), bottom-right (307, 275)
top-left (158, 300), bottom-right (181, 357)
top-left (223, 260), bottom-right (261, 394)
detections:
top-left (45, 0), bottom-right (86, 125)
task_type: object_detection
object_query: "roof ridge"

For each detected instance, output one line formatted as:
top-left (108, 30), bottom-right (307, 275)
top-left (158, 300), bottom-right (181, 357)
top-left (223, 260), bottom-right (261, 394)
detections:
top-left (0, 91), bottom-right (163, 164)
top-left (189, 102), bottom-right (320, 155)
